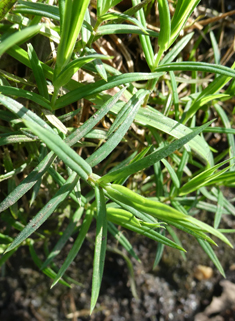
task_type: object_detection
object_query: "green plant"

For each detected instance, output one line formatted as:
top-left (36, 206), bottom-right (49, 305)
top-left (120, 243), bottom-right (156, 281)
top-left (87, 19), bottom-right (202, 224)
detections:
top-left (0, 0), bottom-right (235, 313)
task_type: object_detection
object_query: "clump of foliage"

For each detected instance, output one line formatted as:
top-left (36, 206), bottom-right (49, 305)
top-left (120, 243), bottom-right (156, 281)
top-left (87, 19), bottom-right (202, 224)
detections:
top-left (0, 0), bottom-right (235, 313)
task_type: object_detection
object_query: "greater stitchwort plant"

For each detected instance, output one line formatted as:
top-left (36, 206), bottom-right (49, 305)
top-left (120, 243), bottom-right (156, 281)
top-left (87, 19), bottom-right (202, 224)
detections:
top-left (0, 0), bottom-right (235, 312)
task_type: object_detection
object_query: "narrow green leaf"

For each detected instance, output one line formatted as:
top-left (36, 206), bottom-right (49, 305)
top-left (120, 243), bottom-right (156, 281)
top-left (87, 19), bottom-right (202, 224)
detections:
top-left (214, 103), bottom-right (235, 169)
top-left (183, 94), bottom-right (230, 124)
top-left (0, 24), bottom-right (41, 56)
top-left (98, 12), bottom-right (147, 33)
top-left (197, 239), bottom-right (225, 277)
top-left (132, 0), bottom-right (154, 69)
top-left (66, 87), bottom-right (126, 146)
top-left (114, 145), bottom-right (152, 186)
top-left (96, 24), bottom-right (158, 37)
top-left (210, 31), bottom-right (220, 65)
top-left (84, 48), bottom-right (108, 82)
top-left (160, 32), bottom-right (194, 65)
top-left (106, 208), bottom-right (184, 251)
top-left (134, 106), bottom-right (213, 166)
top-left (51, 210), bottom-right (93, 287)
top-left (81, 8), bottom-right (91, 45)
top-left (202, 127), bottom-right (235, 134)
top-left (41, 207), bottom-right (84, 269)
top-left (169, 70), bottom-right (179, 121)
top-left (214, 189), bottom-right (224, 229)
top-left (27, 43), bottom-right (49, 101)
top-left (24, 120), bottom-right (92, 180)
top-left (123, 0), bottom-right (152, 18)
top-left (153, 229), bottom-right (165, 269)
top-left (97, 0), bottom-right (123, 17)
top-left (0, 151), bottom-right (55, 213)
top-left (0, 0), bottom-right (17, 20)
top-left (0, 134), bottom-right (36, 146)
top-left (156, 62), bottom-right (235, 78)
top-left (0, 93), bottom-right (53, 129)
top-left (58, 0), bottom-right (65, 33)
top-left (90, 187), bottom-right (107, 313)
top-left (28, 240), bottom-right (71, 287)
top-left (14, 0), bottom-right (60, 20)
top-left (0, 86), bottom-right (51, 110)
top-left (166, 226), bottom-right (186, 261)
top-left (5, 172), bottom-right (79, 253)
top-left (87, 90), bottom-right (148, 167)
top-left (107, 90), bottom-right (148, 136)
top-left (0, 248), bottom-right (17, 267)
top-left (180, 158), bottom-right (235, 196)
top-left (55, 72), bottom-right (163, 109)
top-left (170, 0), bottom-right (200, 47)
top-left (98, 120), bottom-right (214, 183)
top-left (107, 222), bottom-right (140, 262)
top-left (161, 158), bottom-right (180, 189)
top-left (54, 54), bottom-right (111, 88)
top-left (55, 0), bottom-right (90, 72)
top-left (211, 187), bottom-right (235, 216)
top-left (154, 0), bottom-right (171, 67)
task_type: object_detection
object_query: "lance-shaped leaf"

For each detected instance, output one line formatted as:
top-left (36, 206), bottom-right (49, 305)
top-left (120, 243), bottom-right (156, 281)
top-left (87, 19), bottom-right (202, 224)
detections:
top-left (14, 0), bottom-right (60, 20)
top-left (98, 12), bottom-right (147, 34)
top-left (51, 210), bottom-right (93, 287)
top-left (54, 54), bottom-right (111, 88)
top-left (183, 94), bottom-right (230, 124)
top-left (154, 0), bottom-right (171, 67)
top-left (0, 0), bottom-right (17, 20)
top-left (55, 0), bottom-right (90, 73)
top-left (170, 0), bottom-right (200, 47)
top-left (96, 24), bottom-right (158, 37)
top-left (104, 184), bottom-right (233, 247)
top-left (87, 89), bottom-right (149, 167)
top-left (84, 48), bottom-right (108, 81)
top-left (27, 43), bottom-right (49, 101)
top-left (98, 120), bottom-right (214, 184)
top-left (28, 240), bottom-right (71, 287)
top-left (0, 94), bottom-right (53, 130)
top-left (0, 86), bottom-right (51, 110)
top-left (90, 187), bottom-right (107, 313)
top-left (107, 222), bottom-right (140, 262)
top-left (97, 0), bottom-right (123, 17)
top-left (155, 62), bottom-right (235, 77)
top-left (0, 24), bottom-right (41, 56)
top-left (24, 120), bottom-right (92, 179)
top-left (197, 239), bottom-right (225, 277)
top-left (41, 207), bottom-right (84, 269)
top-left (0, 151), bottom-right (56, 213)
top-left (5, 172), bottom-right (79, 253)
top-left (106, 207), bottom-right (184, 251)
top-left (180, 157), bottom-right (235, 196)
